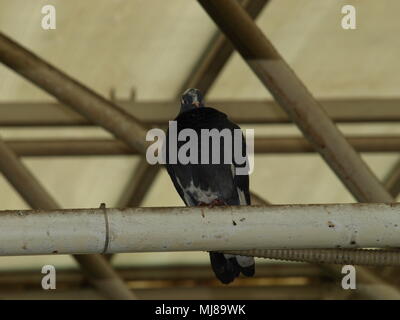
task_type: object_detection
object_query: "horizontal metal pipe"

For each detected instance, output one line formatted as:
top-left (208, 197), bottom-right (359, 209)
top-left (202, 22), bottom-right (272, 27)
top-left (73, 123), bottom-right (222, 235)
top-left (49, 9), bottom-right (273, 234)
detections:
top-left (242, 195), bottom-right (400, 267)
top-left (1, 203), bottom-right (400, 256)
top-left (0, 138), bottom-right (135, 299)
top-left (4, 136), bottom-right (400, 157)
top-left (1, 99), bottom-right (400, 127)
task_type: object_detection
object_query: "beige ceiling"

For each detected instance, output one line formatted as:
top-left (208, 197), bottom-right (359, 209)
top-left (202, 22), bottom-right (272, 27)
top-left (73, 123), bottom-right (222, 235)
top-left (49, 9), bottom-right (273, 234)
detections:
top-left (0, 0), bottom-right (399, 269)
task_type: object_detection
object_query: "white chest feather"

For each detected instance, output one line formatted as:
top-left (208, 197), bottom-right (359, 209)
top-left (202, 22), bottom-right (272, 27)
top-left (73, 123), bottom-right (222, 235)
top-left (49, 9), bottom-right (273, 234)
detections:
top-left (176, 178), bottom-right (218, 205)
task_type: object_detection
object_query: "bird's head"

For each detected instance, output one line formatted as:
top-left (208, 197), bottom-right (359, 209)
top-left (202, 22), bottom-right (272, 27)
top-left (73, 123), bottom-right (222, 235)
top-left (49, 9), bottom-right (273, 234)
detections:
top-left (180, 88), bottom-right (204, 113)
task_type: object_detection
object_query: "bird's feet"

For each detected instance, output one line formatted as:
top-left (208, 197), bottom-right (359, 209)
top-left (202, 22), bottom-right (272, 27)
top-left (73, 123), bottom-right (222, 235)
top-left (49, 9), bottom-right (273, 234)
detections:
top-left (198, 199), bottom-right (226, 208)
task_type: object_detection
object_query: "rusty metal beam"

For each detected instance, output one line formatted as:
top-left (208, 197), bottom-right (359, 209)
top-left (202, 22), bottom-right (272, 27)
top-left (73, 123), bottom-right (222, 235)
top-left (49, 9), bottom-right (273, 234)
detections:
top-left (2, 136), bottom-right (400, 157)
top-left (0, 31), bottom-right (153, 299)
top-left (196, 0), bottom-right (398, 299)
top-left (0, 31), bottom-right (155, 269)
top-left (0, 31), bottom-right (161, 267)
top-left (197, 0), bottom-right (393, 204)
top-left (0, 137), bottom-right (135, 299)
top-left (180, 0), bottom-right (269, 94)
top-left (1, 99), bottom-right (400, 126)
top-left (0, 33), bottom-right (149, 153)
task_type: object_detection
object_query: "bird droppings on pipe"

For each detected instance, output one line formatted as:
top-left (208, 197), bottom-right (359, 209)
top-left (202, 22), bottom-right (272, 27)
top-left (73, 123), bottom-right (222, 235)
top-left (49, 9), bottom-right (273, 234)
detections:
top-left (349, 230), bottom-right (358, 246)
top-left (1, 203), bottom-right (400, 255)
top-left (327, 221), bottom-right (335, 228)
top-left (52, 250), bottom-right (58, 254)
top-left (232, 220), bottom-right (237, 226)
top-left (240, 218), bottom-right (245, 222)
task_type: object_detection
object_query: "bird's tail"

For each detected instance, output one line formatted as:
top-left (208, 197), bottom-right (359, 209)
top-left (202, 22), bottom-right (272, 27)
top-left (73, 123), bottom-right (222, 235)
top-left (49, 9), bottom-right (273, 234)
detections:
top-left (209, 252), bottom-right (255, 284)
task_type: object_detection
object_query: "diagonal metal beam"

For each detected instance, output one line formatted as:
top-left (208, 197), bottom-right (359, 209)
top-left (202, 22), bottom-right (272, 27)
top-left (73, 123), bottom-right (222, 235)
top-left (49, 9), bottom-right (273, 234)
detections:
top-left (382, 158), bottom-right (400, 282)
top-left (196, 0), bottom-right (398, 299)
top-left (117, 157), bottom-right (160, 207)
top-left (179, 0), bottom-right (270, 94)
top-left (0, 33), bottom-right (149, 154)
top-left (384, 159), bottom-right (400, 199)
top-left (0, 137), bottom-right (135, 300)
top-left (197, 0), bottom-right (393, 204)
top-left (0, 31), bottom-right (158, 266)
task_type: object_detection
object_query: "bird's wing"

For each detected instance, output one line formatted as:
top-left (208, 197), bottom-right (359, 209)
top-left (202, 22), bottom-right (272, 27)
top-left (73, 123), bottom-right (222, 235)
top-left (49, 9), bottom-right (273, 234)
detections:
top-left (165, 108), bottom-right (250, 206)
top-left (165, 107), bottom-right (254, 284)
top-left (166, 162), bottom-right (247, 206)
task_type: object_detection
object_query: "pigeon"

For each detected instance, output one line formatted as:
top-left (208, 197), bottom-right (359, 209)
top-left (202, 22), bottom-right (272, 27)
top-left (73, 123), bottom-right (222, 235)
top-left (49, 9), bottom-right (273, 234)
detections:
top-left (164, 88), bottom-right (255, 284)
